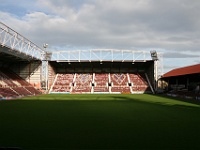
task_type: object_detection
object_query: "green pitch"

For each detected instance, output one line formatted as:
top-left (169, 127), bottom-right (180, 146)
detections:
top-left (0, 94), bottom-right (200, 150)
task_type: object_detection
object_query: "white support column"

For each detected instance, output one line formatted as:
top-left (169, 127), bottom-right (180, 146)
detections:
top-left (40, 44), bottom-right (49, 91)
top-left (46, 61), bottom-right (49, 90)
top-left (41, 60), bottom-right (49, 90)
top-left (145, 73), bottom-right (155, 94)
top-left (154, 60), bottom-right (158, 91)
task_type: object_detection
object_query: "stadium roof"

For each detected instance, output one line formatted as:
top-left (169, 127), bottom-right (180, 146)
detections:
top-left (0, 45), bottom-right (40, 61)
top-left (162, 64), bottom-right (200, 78)
top-left (51, 49), bottom-right (154, 62)
top-left (0, 22), bottom-right (45, 61)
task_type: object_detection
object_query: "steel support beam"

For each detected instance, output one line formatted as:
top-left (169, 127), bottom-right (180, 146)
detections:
top-left (0, 22), bottom-right (44, 60)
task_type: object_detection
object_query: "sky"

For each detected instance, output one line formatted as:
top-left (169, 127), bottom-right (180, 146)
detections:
top-left (0, 0), bottom-right (200, 73)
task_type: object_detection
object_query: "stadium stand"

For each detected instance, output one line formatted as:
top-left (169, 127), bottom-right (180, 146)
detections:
top-left (93, 73), bottom-right (109, 93)
top-left (25, 87), bottom-right (41, 95)
top-left (110, 73), bottom-right (130, 93)
top-left (71, 73), bottom-right (93, 93)
top-left (0, 68), bottom-right (41, 98)
top-left (0, 88), bottom-right (19, 97)
top-left (129, 73), bottom-right (149, 93)
top-left (2, 68), bottom-right (30, 86)
top-left (1, 21), bottom-right (159, 98)
top-left (161, 64), bottom-right (200, 100)
top-left (49, 72), bottom-right (153, 94)
top-left (51, 74), bottom-right (74, 93)
top-left (12, 87), bottom-right (32, 96)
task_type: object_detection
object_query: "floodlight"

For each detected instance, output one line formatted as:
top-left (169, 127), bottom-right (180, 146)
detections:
top-left (150, 50), bottom-right (158, 60)
top-left (43, 43), bottom-right (48, 49)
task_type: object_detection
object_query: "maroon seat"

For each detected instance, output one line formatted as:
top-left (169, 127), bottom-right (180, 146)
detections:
top-left (93, 73), bottom-right (109, 92)
top-left (0, 68), bottom-right (41, 98)
top-left (110, 73), bottom-right (130, 93)
top-left (129, 73), bottom-right (149, 92)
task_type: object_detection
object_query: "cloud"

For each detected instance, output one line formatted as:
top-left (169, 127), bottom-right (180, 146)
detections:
top-left (1, 0), bottom-right (200, 50)
top-left (163, 52), bottom-right (199, 58)
top-left (1, 0), bottom-right (200, 72)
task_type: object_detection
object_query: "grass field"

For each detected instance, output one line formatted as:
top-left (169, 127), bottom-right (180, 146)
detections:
top-left (0, 94), bottom-right (200, 150)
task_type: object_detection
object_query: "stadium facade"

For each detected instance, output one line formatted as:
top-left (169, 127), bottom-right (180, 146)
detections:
top-left (0, 22), bottom-right (162, 98)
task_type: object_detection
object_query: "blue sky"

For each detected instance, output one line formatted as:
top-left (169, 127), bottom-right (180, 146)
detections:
top-left (0, 0), bottom-right (37, 16)
top-left (0, 0), bottom-right (200, 73)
